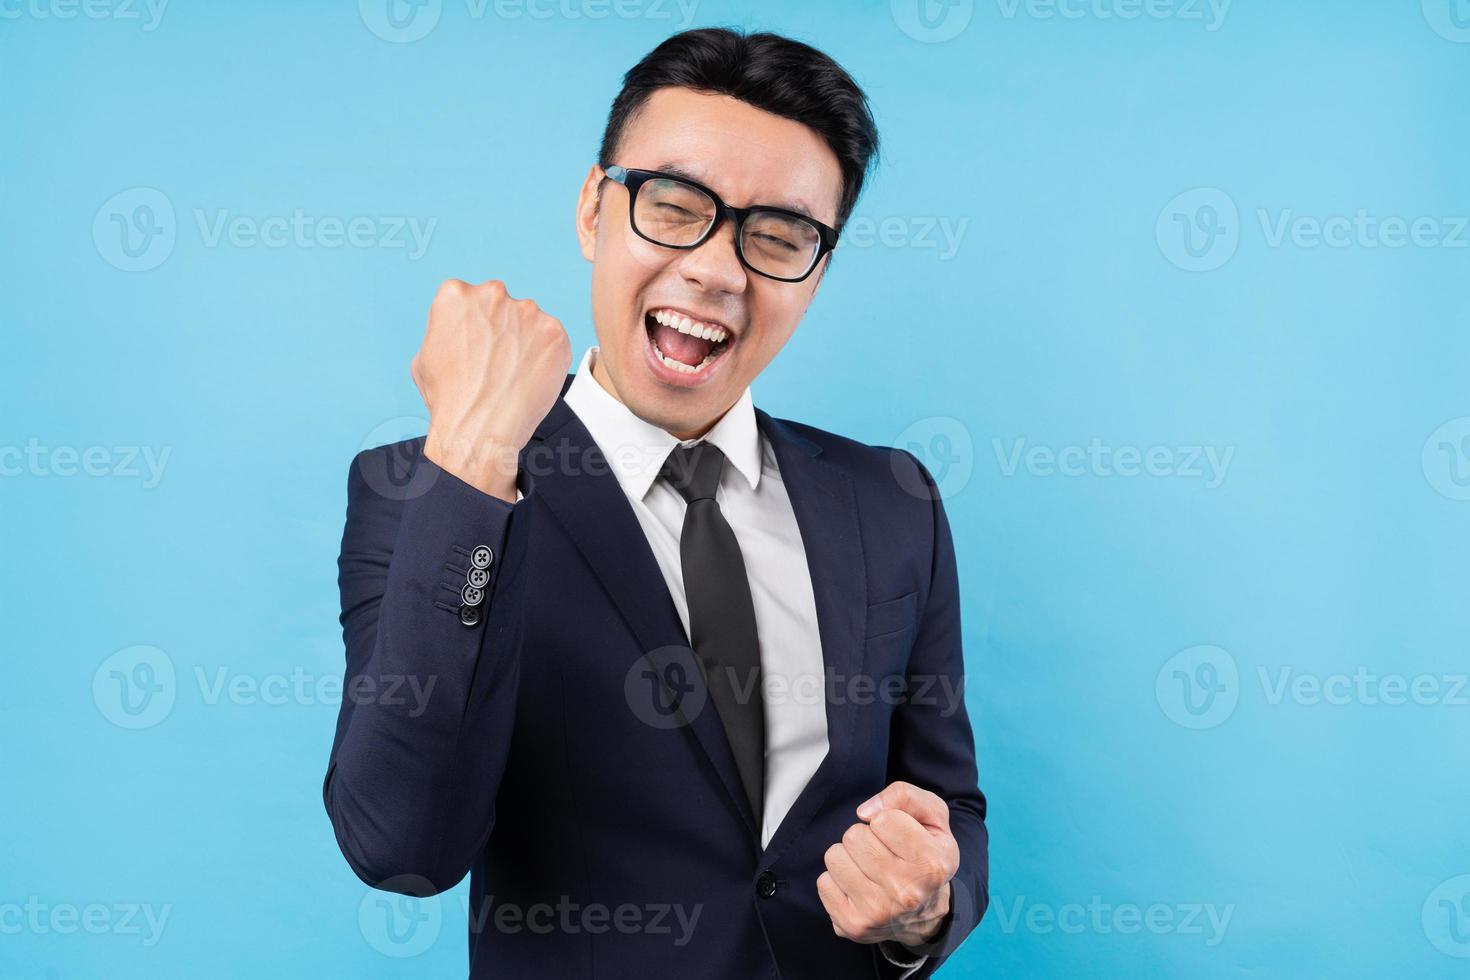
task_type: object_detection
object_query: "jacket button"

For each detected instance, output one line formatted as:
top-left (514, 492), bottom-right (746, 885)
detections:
top-left (470, 545), bottom-right (494, 570)
top-left (756, 870), bottom-right (777, 898)
top-left (459, 604), bottom-right (481, 627)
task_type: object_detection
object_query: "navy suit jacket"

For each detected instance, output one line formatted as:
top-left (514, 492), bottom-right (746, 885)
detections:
top-left (324, 375), bottom-right (988, 978)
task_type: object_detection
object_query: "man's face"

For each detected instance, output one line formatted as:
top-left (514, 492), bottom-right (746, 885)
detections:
top-left (576, 87), bottom-right (844, 439)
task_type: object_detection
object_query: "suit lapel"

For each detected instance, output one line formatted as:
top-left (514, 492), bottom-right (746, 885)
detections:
top-left (519, 382), bottom-right (869, 861)
top-left (522, 378), bottom-right (762, 848)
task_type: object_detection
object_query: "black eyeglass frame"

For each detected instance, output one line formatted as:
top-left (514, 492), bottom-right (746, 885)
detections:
top-left (602, 164), bottom-right (839, 283)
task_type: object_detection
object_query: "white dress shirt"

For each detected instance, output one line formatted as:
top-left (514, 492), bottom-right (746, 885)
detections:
top-left (560, 346), bottom-right (929, 978)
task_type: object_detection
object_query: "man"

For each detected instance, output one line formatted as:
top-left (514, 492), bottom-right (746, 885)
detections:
top-left (324, 27), bottom-right (987, 978)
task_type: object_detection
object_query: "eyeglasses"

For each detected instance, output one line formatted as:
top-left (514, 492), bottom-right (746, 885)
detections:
top-left (602, 165), bottom-right (838, 283)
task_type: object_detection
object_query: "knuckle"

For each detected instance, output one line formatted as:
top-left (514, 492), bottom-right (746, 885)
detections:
top-left (896, 887), bottom-right (927, 913)
top-left (434, 278), bottom-right (468, 305)
top-left (824, 843), bottom-right (844, 867)
top-left (842, 825), bottom-right (863, 850)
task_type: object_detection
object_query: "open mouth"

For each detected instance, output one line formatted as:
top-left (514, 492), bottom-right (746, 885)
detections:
top-left (644, 307), bottom-right (733, 376)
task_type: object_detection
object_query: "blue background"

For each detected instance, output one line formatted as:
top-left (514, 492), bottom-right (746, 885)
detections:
top-left (4, 1), bottom-right (1469, 976)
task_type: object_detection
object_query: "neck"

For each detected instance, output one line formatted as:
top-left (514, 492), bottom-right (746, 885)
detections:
top-left (590, 350), bottom-right (725, 442)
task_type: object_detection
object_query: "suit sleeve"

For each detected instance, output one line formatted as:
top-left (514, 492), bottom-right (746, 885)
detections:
top-left (322, 440), bottom-right (535, 896)
top-left (878, 449), bottom-right (989, 977)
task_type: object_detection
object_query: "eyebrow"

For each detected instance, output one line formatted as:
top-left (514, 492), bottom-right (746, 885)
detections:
top-left (651, 161), bottom-right (821, 221)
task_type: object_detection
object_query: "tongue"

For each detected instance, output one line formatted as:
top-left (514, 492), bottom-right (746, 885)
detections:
top-left (650, 318), bottom-right (715, 366)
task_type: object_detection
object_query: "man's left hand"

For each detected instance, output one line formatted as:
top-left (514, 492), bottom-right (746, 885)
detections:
top-left (816, 780), bottom-right (960, 949)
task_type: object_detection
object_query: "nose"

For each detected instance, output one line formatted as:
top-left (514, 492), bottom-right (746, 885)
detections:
top-left (674, 217), bottom-right (748, 296)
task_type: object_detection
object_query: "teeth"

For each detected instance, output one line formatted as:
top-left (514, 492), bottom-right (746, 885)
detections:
top-left (652, 340), bottom-right (718, 374)
top-left (651, 308), bottom-right (729, 344)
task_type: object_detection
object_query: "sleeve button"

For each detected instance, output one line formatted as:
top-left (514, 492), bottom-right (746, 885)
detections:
top-left (459, 604), bottom-right (481, 627)
top-left (467, 566), bottom-right (490, 589)
top-left (461, 583), bottom-right (484, 606)
top-left (470, 545), bottom-right (494, 569)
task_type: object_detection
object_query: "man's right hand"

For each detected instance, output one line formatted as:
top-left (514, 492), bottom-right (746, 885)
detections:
top-left (412, 279), bottom-right (573, 502)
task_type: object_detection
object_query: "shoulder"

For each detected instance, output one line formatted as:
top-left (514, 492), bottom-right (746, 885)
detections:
top-left (761, 413), bottom-right (941, 512)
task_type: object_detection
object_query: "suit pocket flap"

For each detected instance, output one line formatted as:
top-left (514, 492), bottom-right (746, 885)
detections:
top-left (865, 590), bottom-right (918, 638)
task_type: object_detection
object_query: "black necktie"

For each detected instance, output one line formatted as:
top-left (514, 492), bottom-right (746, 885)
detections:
top-left (659, 441), bottom-right (765, 821)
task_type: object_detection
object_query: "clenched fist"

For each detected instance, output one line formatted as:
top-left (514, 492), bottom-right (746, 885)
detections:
top-left (413, 279), bottom-right (572, 502)
top-left (817, 781), bottom-right (960, 952)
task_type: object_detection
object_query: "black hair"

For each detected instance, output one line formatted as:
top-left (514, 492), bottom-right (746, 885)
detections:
top-left (598, 27), bottom-right (879, 233)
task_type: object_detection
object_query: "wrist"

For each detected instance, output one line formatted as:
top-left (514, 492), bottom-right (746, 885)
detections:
top-left (424, 429), bottom-right (522, 503)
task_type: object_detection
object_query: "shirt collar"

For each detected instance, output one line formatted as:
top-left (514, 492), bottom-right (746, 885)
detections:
top-left (563, 345), bottom-right (762, 500)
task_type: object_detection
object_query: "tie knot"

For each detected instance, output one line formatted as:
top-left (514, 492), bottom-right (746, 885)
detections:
top-left (660, 442), bottom-right (725, 503)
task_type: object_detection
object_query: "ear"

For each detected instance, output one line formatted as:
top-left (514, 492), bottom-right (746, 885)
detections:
top-left (575, 163), bottom-right (606, 264)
